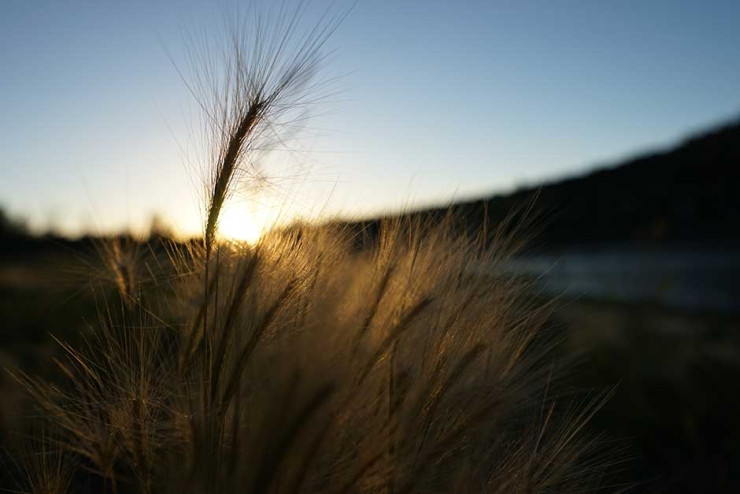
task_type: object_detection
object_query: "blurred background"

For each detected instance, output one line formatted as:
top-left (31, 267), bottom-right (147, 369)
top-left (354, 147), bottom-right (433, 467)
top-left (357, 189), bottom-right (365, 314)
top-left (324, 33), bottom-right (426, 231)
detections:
top-left (2, 1), bottom-right (739, 491)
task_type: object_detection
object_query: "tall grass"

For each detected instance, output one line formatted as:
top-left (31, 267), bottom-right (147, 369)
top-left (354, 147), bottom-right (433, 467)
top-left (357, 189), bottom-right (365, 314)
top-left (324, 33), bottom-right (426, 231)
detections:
top-left (6, 4), bottom-right (615, 493)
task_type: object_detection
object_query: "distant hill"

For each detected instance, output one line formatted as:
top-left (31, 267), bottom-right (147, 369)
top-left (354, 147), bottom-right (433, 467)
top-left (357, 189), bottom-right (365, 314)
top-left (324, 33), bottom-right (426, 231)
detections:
top-left (343, 118), bottom-right (740, 250)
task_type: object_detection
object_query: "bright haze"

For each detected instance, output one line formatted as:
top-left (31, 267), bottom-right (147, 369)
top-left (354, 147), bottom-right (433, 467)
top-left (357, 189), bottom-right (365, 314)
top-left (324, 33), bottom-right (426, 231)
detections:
top-left (2, 0), bottom-right (739, 238)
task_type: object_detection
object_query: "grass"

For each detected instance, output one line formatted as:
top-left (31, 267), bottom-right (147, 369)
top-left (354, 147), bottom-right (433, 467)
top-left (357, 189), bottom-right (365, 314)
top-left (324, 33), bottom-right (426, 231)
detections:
top-left (3, 4), bottom-right (615, 493)
top-left (7, 220), bottom-right (615, 493)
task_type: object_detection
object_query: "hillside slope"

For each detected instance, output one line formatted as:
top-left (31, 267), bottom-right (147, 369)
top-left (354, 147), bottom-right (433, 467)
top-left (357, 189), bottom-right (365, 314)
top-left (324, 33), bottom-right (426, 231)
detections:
top-left (348, 118), bottom-right (740, 249)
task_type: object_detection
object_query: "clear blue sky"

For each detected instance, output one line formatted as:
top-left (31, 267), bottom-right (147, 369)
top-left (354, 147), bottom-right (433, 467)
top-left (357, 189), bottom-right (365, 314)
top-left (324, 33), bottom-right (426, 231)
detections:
top-left (2, 0), bottom-right (739, 236)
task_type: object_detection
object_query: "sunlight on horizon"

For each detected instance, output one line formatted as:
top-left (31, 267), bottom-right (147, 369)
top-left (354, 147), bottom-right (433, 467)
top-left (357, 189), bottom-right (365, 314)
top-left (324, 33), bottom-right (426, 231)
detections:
top-left (217, 202), bottom-right (266, 245)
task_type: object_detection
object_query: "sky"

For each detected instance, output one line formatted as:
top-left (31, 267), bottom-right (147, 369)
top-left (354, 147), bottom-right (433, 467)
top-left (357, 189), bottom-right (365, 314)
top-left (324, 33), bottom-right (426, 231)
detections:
top-left (1, 0), bottom-right (739, 237)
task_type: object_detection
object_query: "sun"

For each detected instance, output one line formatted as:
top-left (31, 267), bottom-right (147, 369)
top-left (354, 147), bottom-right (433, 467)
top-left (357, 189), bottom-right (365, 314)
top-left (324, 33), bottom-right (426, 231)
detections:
top-left (217, 202), bottom-right (264, 244)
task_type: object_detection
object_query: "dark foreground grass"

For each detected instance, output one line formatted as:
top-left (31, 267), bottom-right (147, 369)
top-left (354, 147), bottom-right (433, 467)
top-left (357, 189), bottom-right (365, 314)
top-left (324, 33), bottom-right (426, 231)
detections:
top-left (5, 220), bottom-right (617, 494)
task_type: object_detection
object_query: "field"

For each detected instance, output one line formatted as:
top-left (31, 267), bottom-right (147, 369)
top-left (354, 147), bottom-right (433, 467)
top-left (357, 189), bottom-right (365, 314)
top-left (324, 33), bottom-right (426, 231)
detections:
top-left (2, 238), bottom-right (739, 492)
top-left (0, 224), bottom-right (616, 493)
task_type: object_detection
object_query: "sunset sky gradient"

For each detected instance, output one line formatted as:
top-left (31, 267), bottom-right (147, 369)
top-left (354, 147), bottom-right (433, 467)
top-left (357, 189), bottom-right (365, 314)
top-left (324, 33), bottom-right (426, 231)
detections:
top-left (2, 0), bottom-right (739, 236)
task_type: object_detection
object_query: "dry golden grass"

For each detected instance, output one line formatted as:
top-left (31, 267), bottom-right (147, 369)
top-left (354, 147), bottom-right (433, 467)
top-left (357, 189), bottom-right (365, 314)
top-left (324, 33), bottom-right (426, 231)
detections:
top-left (8, 218), bottom-right (614, 493)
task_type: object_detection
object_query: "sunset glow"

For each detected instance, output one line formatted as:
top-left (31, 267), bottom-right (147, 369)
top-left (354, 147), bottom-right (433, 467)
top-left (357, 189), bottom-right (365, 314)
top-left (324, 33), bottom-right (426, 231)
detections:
top-left (217, 203), bottom-right (264, 244)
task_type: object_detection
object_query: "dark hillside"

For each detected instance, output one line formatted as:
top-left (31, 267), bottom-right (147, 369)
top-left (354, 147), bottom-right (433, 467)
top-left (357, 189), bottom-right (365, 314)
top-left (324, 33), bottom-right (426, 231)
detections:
top-left (516, 119), bottom-right (740, 246)
top-left (343, 118), bottom-right (740, 249)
